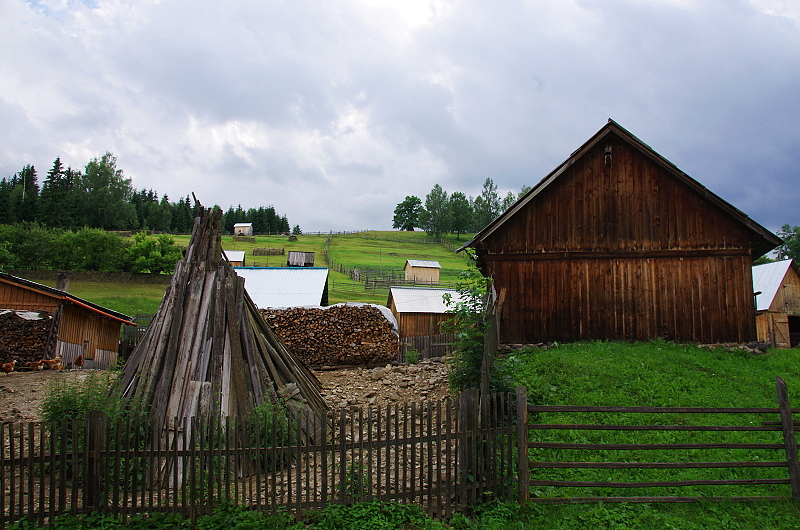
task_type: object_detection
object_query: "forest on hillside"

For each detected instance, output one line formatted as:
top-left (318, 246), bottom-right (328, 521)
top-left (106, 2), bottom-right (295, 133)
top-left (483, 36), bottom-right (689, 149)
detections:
top-left (1, 153), bottom-right (291, 234)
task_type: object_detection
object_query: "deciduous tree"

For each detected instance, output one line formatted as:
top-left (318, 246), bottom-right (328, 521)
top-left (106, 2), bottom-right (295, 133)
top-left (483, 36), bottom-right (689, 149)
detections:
top-left (392, 195), bottom-right (422, 231)
top-left (420, 184), bottom-right (451, 238)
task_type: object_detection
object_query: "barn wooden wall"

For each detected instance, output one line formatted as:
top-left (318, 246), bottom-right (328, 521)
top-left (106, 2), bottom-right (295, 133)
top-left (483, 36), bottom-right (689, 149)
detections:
top-left (0, 281), bottom-right (60, 312)
top-left (478, 133), bottom-right (759, 344)
top-left (394, 311), bottom-right (452, 338)
top-left (404, 266), bottom-right (439, 283)
top-left (59, 304), bottom-right (123, 361)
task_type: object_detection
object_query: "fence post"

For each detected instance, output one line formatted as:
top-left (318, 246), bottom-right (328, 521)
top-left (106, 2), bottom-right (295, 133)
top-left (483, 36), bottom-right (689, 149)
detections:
top-left (776, 376), bottom-right (800, 500)
top-left (458, 389), bottom-right (478, 505)
top-left (516, 385), bottom-right (528, 507)
top-left (85, 411), bottom-right (108, 513)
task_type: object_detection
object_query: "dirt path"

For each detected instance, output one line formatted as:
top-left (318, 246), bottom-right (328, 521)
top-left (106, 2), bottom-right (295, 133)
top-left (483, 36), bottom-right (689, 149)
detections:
top-left (0, 359), bottom-right (451, 423)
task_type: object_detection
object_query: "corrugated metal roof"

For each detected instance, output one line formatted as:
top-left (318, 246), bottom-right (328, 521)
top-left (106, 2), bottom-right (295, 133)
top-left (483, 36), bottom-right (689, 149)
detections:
top-left (234, 267), bottom-right (329, 308)
top-left (389, 286), bottom-right (463, 313)
top-left (405, 260), bottom-right (441, 269)
top-left (224, 250), bottom-right (246, 262)
top-left (753, 259), bottom-right (794, 311)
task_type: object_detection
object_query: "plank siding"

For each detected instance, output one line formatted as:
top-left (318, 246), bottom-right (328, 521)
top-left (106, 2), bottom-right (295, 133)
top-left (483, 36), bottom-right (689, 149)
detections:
top-left (468, 123), bottom-right (779, 345)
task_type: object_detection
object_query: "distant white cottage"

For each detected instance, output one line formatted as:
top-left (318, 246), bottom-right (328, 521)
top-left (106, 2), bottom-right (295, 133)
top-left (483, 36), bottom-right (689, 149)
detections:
top-left (233, 223), bottom-right (253, 236)
top-left (403, 260), bottom-right (440, 284)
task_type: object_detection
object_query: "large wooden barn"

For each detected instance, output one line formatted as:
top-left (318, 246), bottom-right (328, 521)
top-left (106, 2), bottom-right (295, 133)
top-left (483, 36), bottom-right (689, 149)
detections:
top-left (0, 272), bottom-right (135, 369)
top-left (461, 120), bottom-right (781, 345)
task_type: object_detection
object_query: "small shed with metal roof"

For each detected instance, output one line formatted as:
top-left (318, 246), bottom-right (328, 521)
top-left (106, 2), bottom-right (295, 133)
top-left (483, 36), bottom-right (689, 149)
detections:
top-left (234, 267), bottom-right (329, 308)
top-left (753, 260), bottom-right (800, 348)
top-left (403, 260), bottom-right (441, 284)
top-left (387, 286), bottom-right (461, 337)
top-left (0, 272), bottom-right (135, 369)
top-left (224, 250), bottom-right (246, 267)
top-left (233, 223), bottom-right (253, 236)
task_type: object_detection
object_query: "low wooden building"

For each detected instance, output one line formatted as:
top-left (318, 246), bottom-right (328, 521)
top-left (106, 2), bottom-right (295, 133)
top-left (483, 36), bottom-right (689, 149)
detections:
top-left (0, 272), bottom-right (135, 369)
top-left (233, 223), bottom-right (253, 236)
top-left (753, 260), bottom-right (800, 348)
top-left (224, 250), bottom-right (246, 267)
top-left (287, 251), bottom-right (315, 267)
top-left (387, 286), bottom-right (460, 337)
top-left (403, 260), bottom-right (441, 284)
top-left (461, 120), bottom-right (781, 345)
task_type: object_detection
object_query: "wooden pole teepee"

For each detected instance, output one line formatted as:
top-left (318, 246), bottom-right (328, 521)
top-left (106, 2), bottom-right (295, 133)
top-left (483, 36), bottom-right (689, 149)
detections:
top-left (118, 203), bottom-right (328, 432)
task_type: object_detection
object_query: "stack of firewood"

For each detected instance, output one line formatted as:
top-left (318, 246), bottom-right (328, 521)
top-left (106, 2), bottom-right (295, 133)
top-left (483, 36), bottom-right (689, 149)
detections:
top-left (0, 311), bottom-right (50, 363)
top-left (261, 305), bottom-right (399, 366)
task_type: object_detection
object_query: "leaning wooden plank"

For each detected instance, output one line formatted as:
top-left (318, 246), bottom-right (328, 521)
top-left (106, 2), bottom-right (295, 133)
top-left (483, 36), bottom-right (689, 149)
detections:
top-left (118, 202), bottom-right (328, 485)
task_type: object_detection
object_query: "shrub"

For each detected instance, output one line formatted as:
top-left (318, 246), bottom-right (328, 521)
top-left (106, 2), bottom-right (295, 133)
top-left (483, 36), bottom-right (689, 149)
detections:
top-left (41, 371), bottom-right (121, 424)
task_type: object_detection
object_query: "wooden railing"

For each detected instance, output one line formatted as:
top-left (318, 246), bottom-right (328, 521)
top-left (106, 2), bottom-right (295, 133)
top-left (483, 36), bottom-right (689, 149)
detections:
top-left (516, 377), bottom-right (800, 505)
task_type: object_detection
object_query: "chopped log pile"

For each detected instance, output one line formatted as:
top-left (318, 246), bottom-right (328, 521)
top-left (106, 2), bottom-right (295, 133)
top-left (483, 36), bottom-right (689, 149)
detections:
top-left (260, 304), bottom-right (399, 366)
top-left (0, 310), bottom-right (52, 363)
top-left (118, 204), bottom-right (328, 436)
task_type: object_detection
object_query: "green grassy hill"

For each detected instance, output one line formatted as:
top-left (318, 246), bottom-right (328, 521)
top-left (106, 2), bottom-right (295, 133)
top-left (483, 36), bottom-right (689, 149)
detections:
top-left (33, 231), bottom-right (473, 314)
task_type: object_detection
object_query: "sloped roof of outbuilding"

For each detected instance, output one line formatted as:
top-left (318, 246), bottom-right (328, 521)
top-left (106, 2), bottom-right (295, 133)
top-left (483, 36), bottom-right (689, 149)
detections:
top-left (753, 259), bottom-right (796, 311)
top-left (460, 119), bottom-right (781, 258)
top-left (234, 267), bottom-right (329, 308)
top-left (388, 286), bottom-right (463, 314)
top-left (224, 250), bottom-right (246, 262)
top-left (0, 272), bottom-right (135, 325)
top-left (405, 260), bottom-right (441, 269)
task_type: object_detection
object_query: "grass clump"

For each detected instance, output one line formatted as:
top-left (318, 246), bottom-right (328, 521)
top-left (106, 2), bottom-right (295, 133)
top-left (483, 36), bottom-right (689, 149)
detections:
top-left (41, 371), bottom-right (122, 424)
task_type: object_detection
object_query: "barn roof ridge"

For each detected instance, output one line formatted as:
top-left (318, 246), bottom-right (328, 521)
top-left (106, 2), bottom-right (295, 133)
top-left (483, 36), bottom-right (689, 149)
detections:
top-left (0, 271), bottom-right (135, 325)
top-left (460, 120), bottom-right (781, 257)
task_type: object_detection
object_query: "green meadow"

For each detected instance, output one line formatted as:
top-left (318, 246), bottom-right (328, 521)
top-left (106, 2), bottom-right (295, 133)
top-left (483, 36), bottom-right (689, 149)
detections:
top-left (35, 231), bottom-right (473, 314)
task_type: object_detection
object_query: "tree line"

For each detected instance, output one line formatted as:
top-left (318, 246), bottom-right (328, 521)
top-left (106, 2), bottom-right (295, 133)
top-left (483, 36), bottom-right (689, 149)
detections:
top-left (393, 178), bottom-right (530, 238)
top-left (1, 154), bottom-right (293, 234)
top-left (397, 180), bottom-right (800, 263)
top-left (0, 224), bottom-right (183, 274)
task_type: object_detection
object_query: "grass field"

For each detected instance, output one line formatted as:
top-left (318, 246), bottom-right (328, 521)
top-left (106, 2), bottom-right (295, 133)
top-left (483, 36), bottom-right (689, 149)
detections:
top-left (481, 340), bottom-right (800, 529)
top-left (35, 231), bottom-right (473, 314)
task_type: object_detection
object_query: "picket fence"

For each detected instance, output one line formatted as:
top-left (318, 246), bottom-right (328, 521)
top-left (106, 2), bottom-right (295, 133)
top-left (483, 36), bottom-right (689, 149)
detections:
top-left (0, 391), bottom-right (514, 528)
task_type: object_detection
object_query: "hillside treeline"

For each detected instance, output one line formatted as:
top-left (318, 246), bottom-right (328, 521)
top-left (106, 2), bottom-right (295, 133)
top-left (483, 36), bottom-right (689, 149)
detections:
top-left (1, 154), bottom-right (292, 234)
top-left (0, 224), bottom-right (183, 274)
top-left (393, 177), bottom-right (530, 237)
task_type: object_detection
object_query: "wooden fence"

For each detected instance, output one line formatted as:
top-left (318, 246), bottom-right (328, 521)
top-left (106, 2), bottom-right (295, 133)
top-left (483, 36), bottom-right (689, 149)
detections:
top-left (0, 392), bottom-right (515, 528)
top-left (516, 377), bottom-right (800, 505)
top-left (399, 334), bottom-right (456, 361)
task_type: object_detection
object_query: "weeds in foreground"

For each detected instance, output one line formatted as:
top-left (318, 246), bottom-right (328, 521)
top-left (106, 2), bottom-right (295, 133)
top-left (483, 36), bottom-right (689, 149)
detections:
top-left (8, 500), bottom-right (800, 530)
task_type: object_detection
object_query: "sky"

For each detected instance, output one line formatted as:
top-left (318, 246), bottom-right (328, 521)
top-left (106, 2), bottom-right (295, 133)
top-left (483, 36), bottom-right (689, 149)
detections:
top-left (1, 0), bottom-right (798, 234)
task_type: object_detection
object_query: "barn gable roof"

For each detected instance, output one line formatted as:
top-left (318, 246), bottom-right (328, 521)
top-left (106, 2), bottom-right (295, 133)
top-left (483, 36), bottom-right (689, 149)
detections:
top-left (753, 259), bottom-right (796, 311)
top-left (461, 119), bottom-right (781, 258)
top-left (0, 272), bottom-right (135, 325)
top-left (388, 286), bottom-right (462, 314)
top-left (224, 250), bottom-right (246, 262)
top-left (233, 267), bottom-right (329, 308)
top-left (405, 260), bottom-right (441, 269)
